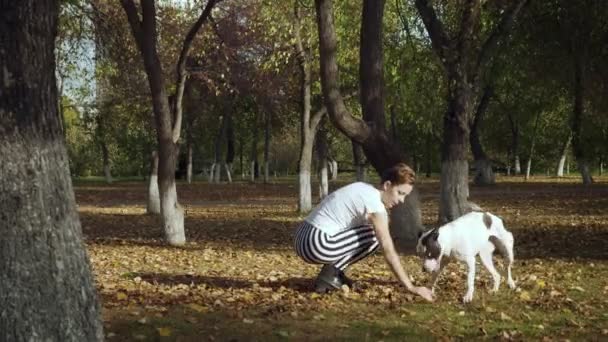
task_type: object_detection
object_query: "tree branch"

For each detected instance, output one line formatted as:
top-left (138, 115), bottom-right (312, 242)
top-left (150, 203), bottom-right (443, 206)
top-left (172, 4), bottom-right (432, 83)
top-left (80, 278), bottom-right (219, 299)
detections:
top-left (173, 0), bottom-right (221, 143)
top-left (315, 0), bottom-right (370, 143)
top-left (476, 0), bottom-right (529, 75)
top-left (119, 0), bottom-right (143, 51)
top-left (414, 0), bottom-right (450, 65)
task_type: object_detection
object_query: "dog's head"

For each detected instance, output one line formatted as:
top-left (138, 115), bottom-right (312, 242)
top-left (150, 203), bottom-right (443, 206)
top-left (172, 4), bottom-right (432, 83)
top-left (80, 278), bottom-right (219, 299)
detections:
top-left (417, 228), bottom-right (442, 273)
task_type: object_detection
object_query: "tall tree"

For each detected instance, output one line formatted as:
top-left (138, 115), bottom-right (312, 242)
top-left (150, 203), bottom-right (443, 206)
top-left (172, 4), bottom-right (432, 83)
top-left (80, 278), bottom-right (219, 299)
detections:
top-left (470, 86), bottom-right (495, 185)
top-left (0, 0), bottom-right (103, 339)
top-left (414, 0), bottom-right (528, 223)
top-left (315, 0), bottom-right (424, 252)
top-left (120, 0), bottom-right (220, 245)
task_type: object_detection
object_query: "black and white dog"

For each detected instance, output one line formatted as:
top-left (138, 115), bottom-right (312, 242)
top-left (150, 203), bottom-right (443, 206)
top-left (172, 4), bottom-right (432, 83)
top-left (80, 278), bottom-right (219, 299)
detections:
top-left (416, 211), bottom-right (516, 303)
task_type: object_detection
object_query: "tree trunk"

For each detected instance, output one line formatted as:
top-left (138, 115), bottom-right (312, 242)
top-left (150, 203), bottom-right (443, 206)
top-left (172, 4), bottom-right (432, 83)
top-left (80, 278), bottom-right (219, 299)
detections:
top-left (600, 158), bottom-right (604, 176)
top-left (390, 104), bottom-right (398, 141)
top-left (250, 112), bottom-right (259, 182)
top-left (425, 133), bottom-right (432, 178)
top-left (329, 158), bottom-right (338, 180)
top-left (0, 1), bottom-right (103, 339)
top-left (186, 142), bottom-right (193, 183)
top-left (225, 112), bottom-right (234, 184)
top-left (102, 141), bottom-right (113, 184)
top-left (439, 88), bottom-right (472, 224)
top-left (213, 114), bottom-right (228, 183)
top-left (147, 151), bottom-right (161, 214)
top-left (122, 0), bottom-right (217, 246)
top-left (240, 136), bottom-right (245, 180)
top-left (352, 140), bottom-right (366, 182)
top-left (263, 110), bottom-right (271, 184)
top-left (556, 133), bottom-right (572, 177)
top-left (317, 126), bottom-right (329, 199)
top-left (570, 51), bottom-right (594, 185)
top-left (525, 112), bottom-right (542, 180)
top-left (470, 86), bottom-right (495, 185)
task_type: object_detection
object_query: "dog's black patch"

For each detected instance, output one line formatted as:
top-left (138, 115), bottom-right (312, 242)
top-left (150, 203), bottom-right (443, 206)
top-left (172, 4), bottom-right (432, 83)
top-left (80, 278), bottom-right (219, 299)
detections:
top-left (483, 213), bottom-right (493, 229)
top-left (420, 228), bottom-right (441, 259)
top-left (489, 235), bottom-right (508, 258)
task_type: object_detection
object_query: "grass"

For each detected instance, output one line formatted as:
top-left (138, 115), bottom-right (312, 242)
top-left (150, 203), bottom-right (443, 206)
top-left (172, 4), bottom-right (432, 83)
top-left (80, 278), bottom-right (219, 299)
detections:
top-left (75, 176), bottom-right (608, 341)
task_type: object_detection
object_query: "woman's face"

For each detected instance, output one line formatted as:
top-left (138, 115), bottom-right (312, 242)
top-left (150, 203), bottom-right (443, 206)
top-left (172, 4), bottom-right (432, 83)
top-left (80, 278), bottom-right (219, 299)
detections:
top-left (381, 181), bottom-right (413, 209)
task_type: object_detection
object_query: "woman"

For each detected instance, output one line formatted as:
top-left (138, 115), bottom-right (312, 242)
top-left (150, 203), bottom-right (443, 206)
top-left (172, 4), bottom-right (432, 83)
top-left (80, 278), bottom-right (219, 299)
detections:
top-left (294, 163), bottom-right (433, 302)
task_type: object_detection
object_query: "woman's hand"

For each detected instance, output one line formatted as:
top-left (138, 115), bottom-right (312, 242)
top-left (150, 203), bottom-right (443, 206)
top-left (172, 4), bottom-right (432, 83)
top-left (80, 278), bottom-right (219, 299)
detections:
top-left (411, 286), bottom-right (434, 302)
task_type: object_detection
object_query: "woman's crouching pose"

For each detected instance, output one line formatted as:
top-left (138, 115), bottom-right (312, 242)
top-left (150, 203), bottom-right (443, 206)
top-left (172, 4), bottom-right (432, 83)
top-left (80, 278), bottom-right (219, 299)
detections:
top-left (294, 163), bottom-right (433, 302)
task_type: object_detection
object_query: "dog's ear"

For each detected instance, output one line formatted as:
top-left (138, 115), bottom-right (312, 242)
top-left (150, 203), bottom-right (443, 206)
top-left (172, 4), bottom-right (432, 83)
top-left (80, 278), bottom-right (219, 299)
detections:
top-left (417, 230), bottom-right (423, 239)
top-left (430, 230), bottom-right (439, 240)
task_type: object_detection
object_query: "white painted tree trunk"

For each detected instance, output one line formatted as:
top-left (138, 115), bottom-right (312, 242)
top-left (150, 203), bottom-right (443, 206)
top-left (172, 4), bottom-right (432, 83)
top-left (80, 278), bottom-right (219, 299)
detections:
top-left (556, 154), bottom-right (567, 177)
top-left (330, 159), bottom-right (338, 180)
top-left (208, 163), bottom-right (215, 183)
top-left (186, 144), bottom-right (193, 184)
top-left (319, 162), bottom-right (329, 199)
top-left (525, 157), bottom-right (532, 180)
top-left (213, 162), bottom-right (221, 183)
top-left (147, 152), bottom-right (160, 215)
top-left (299, 170), bottom-right (312, 212)
top-left (103, 163), bottom-right (113, 184)
top-left (225, 163), bottom-right (232, 183)
top-left (514, 155), bottom-right (521, 174)
top-left (147, 174), bottom-right (161, 214)
top-left (556, 134), bottom-right (571, 177)
top-left (577, 160), bottom-right (594, 185)
top-left (473, 159), bottom-right (495, 185)
top-left (160, 182), bottom-right (185, 246)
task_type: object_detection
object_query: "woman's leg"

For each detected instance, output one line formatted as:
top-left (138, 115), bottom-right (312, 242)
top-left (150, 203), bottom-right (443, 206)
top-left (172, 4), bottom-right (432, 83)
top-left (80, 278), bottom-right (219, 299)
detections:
top-left (294, 222), bottom-right (378, 269)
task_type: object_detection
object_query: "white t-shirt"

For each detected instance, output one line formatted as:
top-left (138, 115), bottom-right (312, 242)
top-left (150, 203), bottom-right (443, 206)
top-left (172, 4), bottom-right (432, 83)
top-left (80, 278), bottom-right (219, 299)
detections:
top-left (305, 182), bottom-right (387, 236)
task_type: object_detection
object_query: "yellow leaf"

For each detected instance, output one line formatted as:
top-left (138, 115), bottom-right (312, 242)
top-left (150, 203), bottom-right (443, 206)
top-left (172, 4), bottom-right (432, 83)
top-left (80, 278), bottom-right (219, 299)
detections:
top-left (157, 327), bottom-right (172, 337)
top-left (536, 280), bottom-right (546, 289)
top-left (519, 291), bottom-right (532, 301)
top-left (116, 292), bottom-right (128, 301)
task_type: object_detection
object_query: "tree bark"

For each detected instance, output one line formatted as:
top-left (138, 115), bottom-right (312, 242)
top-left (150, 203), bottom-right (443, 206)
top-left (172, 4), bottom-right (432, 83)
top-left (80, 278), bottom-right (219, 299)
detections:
top-left (470, 86), bottom-right (495, 185)
top-left (352, 140), bottom-right (366, 181)
top-left (147, 150), bottom-right (161, 214)
top-left (213, 113), bottom-right (228, 183)
top-left (556, 133), bottom-right (572, 177)
top-left (316, 126), bottom-right (329, 199)
top-left (225, 111), bottom-right (235, 183)
top-left (0, 1), bottom-right (103, 339)
top-left (186, 142), bottom-right (193, 184)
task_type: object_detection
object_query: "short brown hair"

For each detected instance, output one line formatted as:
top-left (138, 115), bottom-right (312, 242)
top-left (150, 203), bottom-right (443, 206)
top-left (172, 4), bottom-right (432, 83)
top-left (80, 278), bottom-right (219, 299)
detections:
top-left (381, 163), bottom-right (416, 185)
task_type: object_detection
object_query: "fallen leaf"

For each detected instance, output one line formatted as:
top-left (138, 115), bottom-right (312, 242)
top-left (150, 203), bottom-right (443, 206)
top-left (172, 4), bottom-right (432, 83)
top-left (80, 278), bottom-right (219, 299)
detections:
top-left (157, 327), bottom-right (171, 337)
top-left (243, 318), bottom-right (254, 324)
top-left (519, 291), bottom-right (532, 301)
top-left (500, 312), bottom-right (513, 321)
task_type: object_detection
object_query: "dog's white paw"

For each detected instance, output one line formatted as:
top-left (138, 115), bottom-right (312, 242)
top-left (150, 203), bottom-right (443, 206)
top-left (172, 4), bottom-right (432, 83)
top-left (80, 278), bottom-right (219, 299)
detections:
top-left (462, 292), bottom-right (474, 303)
top-left (507, 279), bottom-right (516, 289)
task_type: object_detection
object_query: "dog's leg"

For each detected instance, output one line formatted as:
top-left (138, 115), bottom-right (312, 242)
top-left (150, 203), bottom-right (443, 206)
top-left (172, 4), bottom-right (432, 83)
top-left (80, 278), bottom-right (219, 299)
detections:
top-left (463, 256), bottom-right (476, 303)
top-left (479, 248), bottom-right (501, 292)
top-left (504, 233), bottom-right (516, 289)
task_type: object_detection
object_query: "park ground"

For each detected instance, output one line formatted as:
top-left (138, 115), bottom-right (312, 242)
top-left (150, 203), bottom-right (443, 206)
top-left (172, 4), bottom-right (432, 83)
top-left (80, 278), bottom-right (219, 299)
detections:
top-left (74, 175), bottom-right (608, 341)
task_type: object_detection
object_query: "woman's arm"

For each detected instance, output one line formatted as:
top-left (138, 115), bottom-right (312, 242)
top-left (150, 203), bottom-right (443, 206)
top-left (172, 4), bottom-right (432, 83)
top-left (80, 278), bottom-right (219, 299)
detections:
top-left (369, 212), bottom-right (434, 302)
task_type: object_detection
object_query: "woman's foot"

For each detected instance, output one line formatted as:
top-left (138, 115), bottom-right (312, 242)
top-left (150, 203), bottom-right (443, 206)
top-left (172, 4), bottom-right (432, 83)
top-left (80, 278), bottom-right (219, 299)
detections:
top-left (339, 271), bottom-right (354, 288)
top-left (314, 264), bottom-right (343, 293)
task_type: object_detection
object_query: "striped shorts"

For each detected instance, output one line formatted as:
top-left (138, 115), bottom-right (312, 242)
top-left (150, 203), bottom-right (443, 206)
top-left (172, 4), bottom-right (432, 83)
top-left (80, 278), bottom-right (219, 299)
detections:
top-left (293, 221), bottom-right (379, 271)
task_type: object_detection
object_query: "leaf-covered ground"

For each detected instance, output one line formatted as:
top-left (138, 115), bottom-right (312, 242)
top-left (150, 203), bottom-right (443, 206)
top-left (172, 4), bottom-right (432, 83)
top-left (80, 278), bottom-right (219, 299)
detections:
top-left (75, 175), bottom-right (608, 341)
